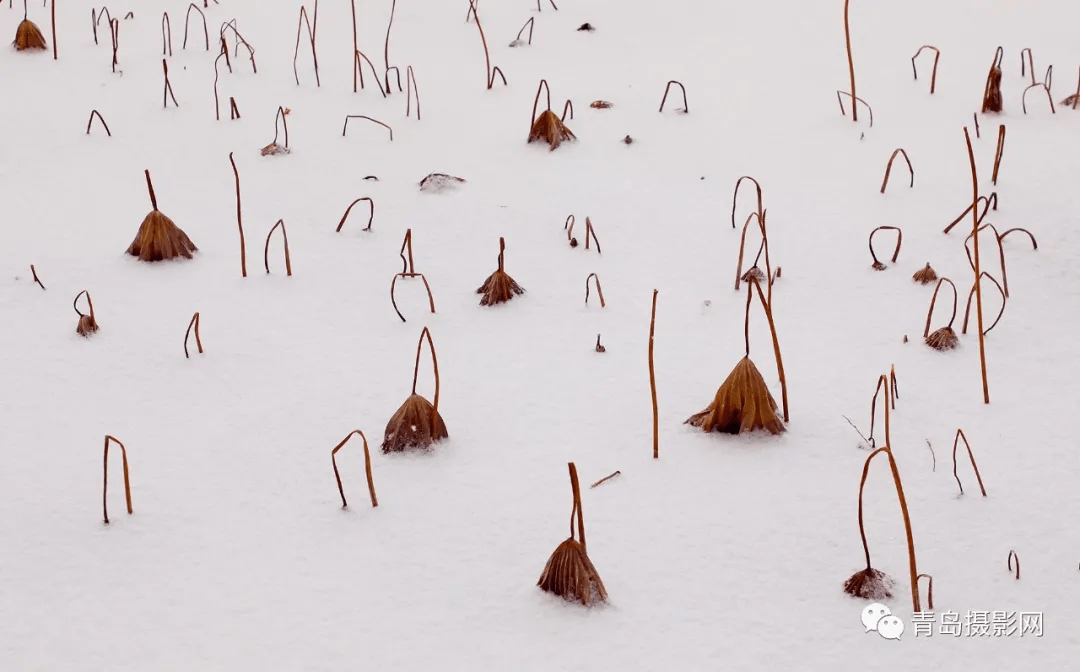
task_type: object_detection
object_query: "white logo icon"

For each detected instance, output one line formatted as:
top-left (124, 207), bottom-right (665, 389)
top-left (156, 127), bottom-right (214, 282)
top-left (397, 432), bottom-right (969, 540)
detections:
top-left (877, 615), bottom-right (905, 640)
top-left (861, 603), bottom-right (892, 632)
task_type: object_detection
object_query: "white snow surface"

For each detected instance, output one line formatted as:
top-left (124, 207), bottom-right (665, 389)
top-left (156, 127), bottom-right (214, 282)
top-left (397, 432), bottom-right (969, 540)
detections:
top-left (2, 0), bottom-right (1079, 669)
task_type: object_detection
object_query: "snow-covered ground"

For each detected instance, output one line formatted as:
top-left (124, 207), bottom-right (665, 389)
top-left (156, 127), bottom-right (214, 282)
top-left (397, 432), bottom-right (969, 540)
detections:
top-left (2, 0), bottom-right (1077, 669)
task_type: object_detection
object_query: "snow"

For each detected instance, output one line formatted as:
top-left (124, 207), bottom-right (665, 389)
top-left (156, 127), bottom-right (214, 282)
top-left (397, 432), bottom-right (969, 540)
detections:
top-left (1, 0), bottom-right (1078, 669)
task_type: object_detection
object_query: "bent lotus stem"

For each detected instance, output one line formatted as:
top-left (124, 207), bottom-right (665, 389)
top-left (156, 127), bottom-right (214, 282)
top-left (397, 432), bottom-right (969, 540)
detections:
top-left (342, 115), bottom-right (393, 140)
top-left (923, 277), bottom-right (958, 338)
top-left (734, 211), bottom-right (767, 291)
top-left (568, 462), bottom-right (586, 551)
top-left (1021, 66), bottom-right (1055, 115)
top-left (998, 227), bottom-right (1037, 250)
top-left (183, 2), bottom-right (208, 50)
top-left (584, 217), bottom-right (601, 253)
top-left (399, 229), bottom-right (415, 274)
top-left (161, 12), bottom-right (172, 55)
top-left (336, 197), bottom-right (374, 232)
top-left (910, 45), bottom-right (940, 94)
top-left (1008, 550), bottom-right (1020, 579)
top-left (867, 374), bottom-right (893, 447)
top-left (951, 428), bottom-right (987, 496)
top-left (967, 226), bottom-right (1006, 298)
top-left (585, 273), bottom-right (605, 308)
top-left (102, 435), bottom-right (133, 524)
top-left (879, 149), bottom-right (914, 193)
top-left (1020, 48), bottom-right (1035, 86)
top-left (658, 80), bottom-right (688, 113)
top-left (264, 219), bottom-right (293, 276)
top-left (274, 106), bottom-right (290, 148)
top-left (292, 0), bottom-right (320, 87)
top-left (869, 225), bottom-right (902, 267)
top-left (961, 272), bottom-right (1005, 336)
top-left (530, 78), bottom-right (552, 129)
top-left (73, 289), bottom-right (96, 320)
top-left (331, 429), bottom-right (378, 508)
top-left (731, 175), bottom-right (763, 230)
top-left (836, 91), bottom-right (873, 127)
top-left (917, 573), bottom-right (934, 610)
top-left (86, 109), bottom-right (112, 136)
top-left (889, 364), bottom-right (898, 408)
top-left (944, 192), bottom-right (997, 234)
top-left (406, 66), bottom-right (420, 120)
top-left (352, 50), bottom-right (387, 96)
top-left (411, 327), bottom-right (441, 435)
top-left (390, 273), bottom-right (435, 323)
top-left (184, 311), bottom-right (203, 358)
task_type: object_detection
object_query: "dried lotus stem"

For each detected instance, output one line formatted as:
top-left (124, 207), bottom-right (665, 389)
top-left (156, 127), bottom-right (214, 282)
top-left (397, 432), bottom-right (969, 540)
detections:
top-left (951, 428), bottom-right (987, 496)
top-left (911, 45), bottom-right (940, 94)
top-left (836, 90), bottom-right (874, 127)
top-left (331, 430), bottom-right (378, 508)
top-left (389, 230), bottom-right (435, 322)
top-left (869, 226), bottom-right (902, 270)
top-left (102, 435), bottom-right (133, 525)
top-left (163, 59), bottom-right (178, 108)
top-left (342, 115), bottom-right (394, 140)
top-left (162, 11), bottom-right (172, 56)
top-left (515, 17), bottom-right (534, 46)
top-left (590, 471), bottom-right (621, 488)
top-left (889, 364), bottom-right (899, 409)
top-left (264, 219), bottom-right (293, 276)
top-left (843, 0), bottom-right (858, 121)
top-left (923, 278), bottom-right (958, 339)
top-left (585, 273), bottom-right (605, 308)
top-left (406, 65), bottom-right (420, 120)
top-left (229, 152), bottom-right (247, 278)
top-left (992, 125), bottom-right (1006, 185)
top-left (1022, 66), bottom-right (1056, 115)
top-left (658, 80), bottom-right (688, 113)
top-left (734, 211), bottom-right (768, 290)
top-left (584, 217), bottom-right (601, 254)
top-left (1008, 550), bottom-right (1020, 579)
top-left (944, 192), bottom-right (996, 234)
top-left (649, 289), bottom-right (659, 459)
top-left (880, 149), bottom-right (913, 193)
top-left (731, 175), bottom-right (763, 230)
top-left (293, 0), bottom-right (320, 87)
top-left (184, 311), bottom-right (203, 358)
top-left (183, 2), bottom-right (208, 51)
top-left (963, 223), bottom-right (1009, 297)
top-left (86, 109), bottom-right (112, 136)
top-left (917, 574), bottom-right (934, 610)
top-left (1021, 48), bottom-right (1035, 86)
top-left (336, 197), bottom-right (374, 232)
top-left (961, 272), bottom-right (1005, 336)
top-left (30, 264), bottom-right (46, 290)
top-left (998, 227), bottom-right (1037, 250)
